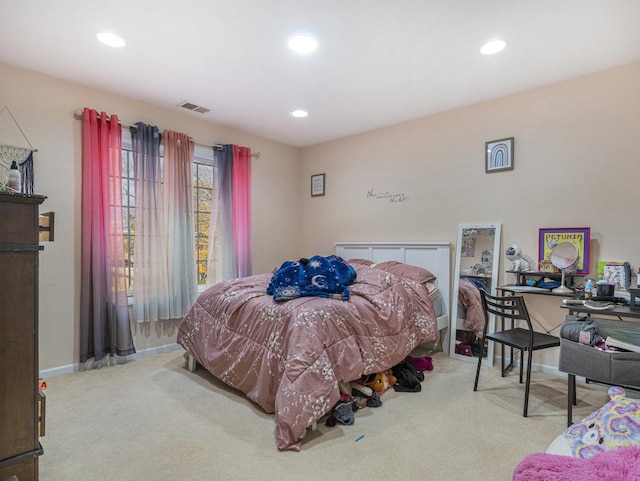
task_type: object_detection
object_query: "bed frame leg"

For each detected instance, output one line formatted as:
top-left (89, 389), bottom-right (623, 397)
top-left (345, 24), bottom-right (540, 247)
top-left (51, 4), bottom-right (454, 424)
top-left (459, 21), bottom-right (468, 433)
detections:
top-left (187, 354), bottom-right (197, 372)
top-left (310, 422), bottom-right (317, 431)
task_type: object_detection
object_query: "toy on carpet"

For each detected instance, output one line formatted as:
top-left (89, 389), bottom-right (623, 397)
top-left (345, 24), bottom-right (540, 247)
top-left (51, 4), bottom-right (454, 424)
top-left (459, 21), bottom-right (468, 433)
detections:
top-left (362, 369), bottom-right (397, 393)
top-left (513, 446), bottom-right (640, 481)
top-left (546, 386), bottom-right (640, 459)
top-left (329, 363), bottom-right (425, 428)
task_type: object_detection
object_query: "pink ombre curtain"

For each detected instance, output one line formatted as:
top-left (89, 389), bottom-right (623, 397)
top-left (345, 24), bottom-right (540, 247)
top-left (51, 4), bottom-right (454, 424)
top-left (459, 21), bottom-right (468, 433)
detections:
top-left (80, 108), bottom-right (135, 363)
top-left (163, 130), bottom-right (198, 316)
top-left (232, 145), bottom-right (252, 277)
top-left (130, 122), bottom-right (170, 322)
top-left (207, 145), bottom-right (235, 283)
top-left (206, 144), bottom-right (252, 283)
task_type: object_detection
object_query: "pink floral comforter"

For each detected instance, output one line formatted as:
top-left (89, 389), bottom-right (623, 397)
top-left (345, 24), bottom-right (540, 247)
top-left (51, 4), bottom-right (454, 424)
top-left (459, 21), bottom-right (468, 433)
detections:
top-left (177, 264), bottom-right (437, 451)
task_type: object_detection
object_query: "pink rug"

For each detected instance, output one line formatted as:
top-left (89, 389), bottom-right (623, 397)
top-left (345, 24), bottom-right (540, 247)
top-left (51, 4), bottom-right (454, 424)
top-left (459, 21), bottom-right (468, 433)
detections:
top-left (513, 446), bottom-right (640, 481)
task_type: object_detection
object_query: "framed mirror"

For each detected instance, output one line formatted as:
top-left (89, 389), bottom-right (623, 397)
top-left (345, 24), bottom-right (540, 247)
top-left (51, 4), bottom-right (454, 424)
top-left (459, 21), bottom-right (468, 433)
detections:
top-left (449, 223), bottom-right (501, 365)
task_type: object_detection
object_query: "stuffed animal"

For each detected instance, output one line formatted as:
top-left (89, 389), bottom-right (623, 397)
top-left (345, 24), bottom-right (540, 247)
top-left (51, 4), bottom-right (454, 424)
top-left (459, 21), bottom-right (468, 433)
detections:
top-left (505, 244), bottom-right (530, 272)
top-left (546, 387), bottom-right (640, 458)
top-left (362, 369), bottom-right (397, 393)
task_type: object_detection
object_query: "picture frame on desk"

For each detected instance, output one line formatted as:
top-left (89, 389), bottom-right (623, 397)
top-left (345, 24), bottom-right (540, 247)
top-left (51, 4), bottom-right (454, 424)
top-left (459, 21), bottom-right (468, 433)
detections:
top-left (538, 227), bottom-right (590, 275)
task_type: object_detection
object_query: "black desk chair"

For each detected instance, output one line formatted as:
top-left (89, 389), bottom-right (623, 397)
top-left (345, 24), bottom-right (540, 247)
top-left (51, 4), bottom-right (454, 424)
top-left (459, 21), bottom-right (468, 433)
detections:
top-left (474, 291), bottom-right (561, 417)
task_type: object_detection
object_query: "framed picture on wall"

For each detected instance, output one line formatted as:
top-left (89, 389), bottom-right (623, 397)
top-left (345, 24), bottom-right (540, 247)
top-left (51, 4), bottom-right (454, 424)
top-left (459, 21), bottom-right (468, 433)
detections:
top-left (485, 137), bottom-right (514, 173)
top-left (311, 173), bottom-right (325, 197)
top-left (538, 227), bottom-right (591, 274)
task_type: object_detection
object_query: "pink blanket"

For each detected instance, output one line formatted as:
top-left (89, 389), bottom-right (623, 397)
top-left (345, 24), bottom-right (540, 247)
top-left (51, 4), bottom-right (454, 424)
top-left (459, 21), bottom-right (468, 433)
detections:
top-left (513, 446), bottom-right (640, 481)
top-left (177, 264), bottom-right (438, 450)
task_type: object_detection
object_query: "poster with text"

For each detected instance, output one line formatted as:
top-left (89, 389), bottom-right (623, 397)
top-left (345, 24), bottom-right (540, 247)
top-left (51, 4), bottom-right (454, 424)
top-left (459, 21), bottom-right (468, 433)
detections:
top-left (538, 227), bottom-right (590, 274)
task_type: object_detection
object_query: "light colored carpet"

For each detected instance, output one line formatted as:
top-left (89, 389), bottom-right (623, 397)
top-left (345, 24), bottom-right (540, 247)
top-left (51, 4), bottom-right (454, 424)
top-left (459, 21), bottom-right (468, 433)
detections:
top-left (39, 348), bottom-right (613, 481)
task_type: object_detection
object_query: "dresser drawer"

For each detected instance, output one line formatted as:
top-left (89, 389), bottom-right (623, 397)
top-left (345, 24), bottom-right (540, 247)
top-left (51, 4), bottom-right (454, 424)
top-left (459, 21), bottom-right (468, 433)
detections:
top-left (0, 194), bottom-right (43, 245)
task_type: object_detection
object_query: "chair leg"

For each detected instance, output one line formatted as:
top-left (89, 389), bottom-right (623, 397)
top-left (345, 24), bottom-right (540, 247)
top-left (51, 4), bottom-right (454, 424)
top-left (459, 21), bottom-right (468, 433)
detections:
top-left (519, 349), bottom-right (524, 384)
top-left (474, 340), bottom-right (484, 391)
top-left (567, 373), bottom-right (576, 427)
top-left (523, 350), bottom-right (533, 417)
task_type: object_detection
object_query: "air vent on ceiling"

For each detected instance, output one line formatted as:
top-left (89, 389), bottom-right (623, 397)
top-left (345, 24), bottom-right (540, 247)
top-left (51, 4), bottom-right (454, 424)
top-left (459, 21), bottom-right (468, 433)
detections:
top-left (178, 101), bottom-right (210, 115)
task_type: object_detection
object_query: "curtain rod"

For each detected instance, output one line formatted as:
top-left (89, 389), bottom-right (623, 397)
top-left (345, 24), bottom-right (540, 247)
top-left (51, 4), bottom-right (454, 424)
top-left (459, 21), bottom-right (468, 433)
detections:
top-left (73, 109), bottom-right (261, 158)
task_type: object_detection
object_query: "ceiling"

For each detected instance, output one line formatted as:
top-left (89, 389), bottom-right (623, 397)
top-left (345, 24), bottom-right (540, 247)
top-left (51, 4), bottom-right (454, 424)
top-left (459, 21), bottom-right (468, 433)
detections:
top-left (1, 1), bottom-right (640, 148)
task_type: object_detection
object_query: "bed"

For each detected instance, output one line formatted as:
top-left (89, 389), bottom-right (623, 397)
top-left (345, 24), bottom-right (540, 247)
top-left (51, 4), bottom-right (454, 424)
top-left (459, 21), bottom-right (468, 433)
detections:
top-left (335, 242), bottom-right (451, 337)
top-left (177, 241), bottom-right (451, 451)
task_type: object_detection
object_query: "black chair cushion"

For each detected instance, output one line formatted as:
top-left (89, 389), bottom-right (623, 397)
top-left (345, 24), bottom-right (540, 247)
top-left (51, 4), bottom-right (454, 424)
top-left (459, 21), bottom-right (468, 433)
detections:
top-left (487, 328), bottom-right (560, 351)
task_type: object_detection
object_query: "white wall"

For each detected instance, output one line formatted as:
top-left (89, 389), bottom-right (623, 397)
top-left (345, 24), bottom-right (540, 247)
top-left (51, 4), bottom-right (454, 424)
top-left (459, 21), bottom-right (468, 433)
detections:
top-left (3, 60), bottom-right (639, 373)
top-left (299, 61), bottom-right (640, 368)
top-left (0, 63), bottom-right (301, 372)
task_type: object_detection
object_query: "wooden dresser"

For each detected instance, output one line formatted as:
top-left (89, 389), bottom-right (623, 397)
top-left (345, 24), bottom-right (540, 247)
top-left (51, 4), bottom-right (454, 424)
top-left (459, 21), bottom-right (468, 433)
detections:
top-left (0, 192), bottom-right (46, 481)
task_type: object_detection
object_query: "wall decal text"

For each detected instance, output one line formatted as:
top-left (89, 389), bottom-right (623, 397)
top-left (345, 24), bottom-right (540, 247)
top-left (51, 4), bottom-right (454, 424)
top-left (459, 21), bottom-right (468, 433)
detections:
top-left (367, 189), bottom-right (409, 203)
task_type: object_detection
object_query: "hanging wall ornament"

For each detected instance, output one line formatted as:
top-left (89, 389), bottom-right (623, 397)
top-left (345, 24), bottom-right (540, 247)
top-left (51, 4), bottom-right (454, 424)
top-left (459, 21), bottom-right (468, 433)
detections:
top-left (0, 106), bottom-right (37, 193)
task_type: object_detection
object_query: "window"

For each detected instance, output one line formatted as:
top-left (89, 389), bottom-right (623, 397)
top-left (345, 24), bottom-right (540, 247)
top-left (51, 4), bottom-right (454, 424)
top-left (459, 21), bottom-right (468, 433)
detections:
top-left (121, 131), bottom-right (215, 293)
top-left (122, 146), bottom-right (135, 293)
top-left (193, 151), bottom-right (214, 285)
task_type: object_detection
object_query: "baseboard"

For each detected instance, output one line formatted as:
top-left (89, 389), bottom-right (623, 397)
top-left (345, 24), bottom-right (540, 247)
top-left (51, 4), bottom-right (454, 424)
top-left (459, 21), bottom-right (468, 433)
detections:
top-left (494, 355), bottom-right (564, 379)
top-left (495, 357), bottom-right (640, 395)
top-left (40, 343), bottom-right (182, 379)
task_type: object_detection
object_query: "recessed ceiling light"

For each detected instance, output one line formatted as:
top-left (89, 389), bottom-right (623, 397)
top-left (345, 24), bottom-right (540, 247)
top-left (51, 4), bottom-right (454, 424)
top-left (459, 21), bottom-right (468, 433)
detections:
top-left (480, 39), bottom-right (506, 55)
top-left (97, 32), bottom-right (126, 48)
top-left (287, 35), bottom-right (318, 54)
top-left (290, 109), bottom-right (309, 118)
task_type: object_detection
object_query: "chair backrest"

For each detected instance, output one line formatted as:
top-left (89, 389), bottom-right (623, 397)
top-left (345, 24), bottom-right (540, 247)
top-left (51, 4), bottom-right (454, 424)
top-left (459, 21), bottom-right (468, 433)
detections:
top-left (479, 290), bottom-right (532, 333)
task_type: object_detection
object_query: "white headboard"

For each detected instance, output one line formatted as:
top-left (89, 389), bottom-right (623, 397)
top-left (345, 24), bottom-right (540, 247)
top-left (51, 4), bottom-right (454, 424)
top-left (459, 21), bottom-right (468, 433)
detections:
top-left (335, 241), bottom-right (452, 350)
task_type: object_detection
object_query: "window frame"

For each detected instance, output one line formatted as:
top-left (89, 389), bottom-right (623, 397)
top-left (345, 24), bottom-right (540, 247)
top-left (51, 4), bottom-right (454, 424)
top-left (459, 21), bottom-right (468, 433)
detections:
top-left (120, 131), bottom-right (215, 295)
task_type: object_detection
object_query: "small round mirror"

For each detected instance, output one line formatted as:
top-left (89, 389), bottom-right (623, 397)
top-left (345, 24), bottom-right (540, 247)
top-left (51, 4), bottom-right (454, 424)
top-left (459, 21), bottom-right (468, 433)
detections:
top-left (550, 242), bottom-right (578, 270)
top-left (550, 242), bottom-right (579, 294)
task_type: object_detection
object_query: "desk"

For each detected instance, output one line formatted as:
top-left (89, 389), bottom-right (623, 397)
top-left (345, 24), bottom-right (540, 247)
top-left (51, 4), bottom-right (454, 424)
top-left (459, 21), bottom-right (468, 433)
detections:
top-left (559, 305), bottom-right (640, 425)
top-left (561, 304), bottom-right (640, 321)
top-left (505, 270), bottom-right (583, 289)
